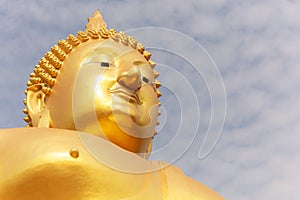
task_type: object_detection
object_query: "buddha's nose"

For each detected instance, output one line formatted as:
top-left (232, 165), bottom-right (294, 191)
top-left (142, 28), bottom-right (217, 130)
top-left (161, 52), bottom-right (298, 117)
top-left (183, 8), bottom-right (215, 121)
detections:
top-left (117, 67), bottom-right (142, 91)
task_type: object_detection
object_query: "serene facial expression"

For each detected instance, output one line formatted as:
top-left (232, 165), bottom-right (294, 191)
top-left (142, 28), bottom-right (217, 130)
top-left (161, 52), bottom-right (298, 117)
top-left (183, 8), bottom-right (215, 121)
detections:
top-left (46, 39), bottom-right (158, 153)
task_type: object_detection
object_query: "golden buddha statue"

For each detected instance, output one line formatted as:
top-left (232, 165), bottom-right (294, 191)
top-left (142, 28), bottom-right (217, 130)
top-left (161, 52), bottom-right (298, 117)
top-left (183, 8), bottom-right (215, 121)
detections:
top-left (0, 10), bottom-right (223, 200)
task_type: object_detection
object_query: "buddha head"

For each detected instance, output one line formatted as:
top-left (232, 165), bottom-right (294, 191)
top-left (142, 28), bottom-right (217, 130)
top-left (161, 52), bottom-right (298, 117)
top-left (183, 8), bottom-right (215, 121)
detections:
top-left (23, 10), bottom-right (161, 155)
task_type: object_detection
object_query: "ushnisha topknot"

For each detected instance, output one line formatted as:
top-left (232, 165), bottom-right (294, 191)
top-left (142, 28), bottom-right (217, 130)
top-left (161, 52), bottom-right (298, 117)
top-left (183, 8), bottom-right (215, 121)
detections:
top-left (23, 10), bottom-right (161, 127)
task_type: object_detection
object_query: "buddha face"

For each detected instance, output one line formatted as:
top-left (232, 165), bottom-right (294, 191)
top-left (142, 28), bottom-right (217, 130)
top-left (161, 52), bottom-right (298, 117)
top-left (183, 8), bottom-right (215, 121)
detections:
top-left (45, 39), bottom-right (158, 153)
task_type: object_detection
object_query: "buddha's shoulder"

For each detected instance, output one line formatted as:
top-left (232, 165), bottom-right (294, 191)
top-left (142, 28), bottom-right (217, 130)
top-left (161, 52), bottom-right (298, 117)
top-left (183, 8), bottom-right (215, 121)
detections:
top-left (0, 127), bottom-right (149, 169)
top-left (160, 163), bottom-right (224, 200)
top-left (0, 127), bottom-right (98, 181)
top-left (0, 128), bottom-right (150, 199)
top-left (0, 128), bottom-right (90, 168)
top-left (0, 127), bottom-right (79, 141)
top-left (0, 128), bottom-right (83, 166)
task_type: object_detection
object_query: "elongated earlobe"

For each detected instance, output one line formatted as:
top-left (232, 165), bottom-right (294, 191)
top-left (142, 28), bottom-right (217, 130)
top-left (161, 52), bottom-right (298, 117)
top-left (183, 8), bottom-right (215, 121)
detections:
top-left (26, 84), bottom-right (51, 128)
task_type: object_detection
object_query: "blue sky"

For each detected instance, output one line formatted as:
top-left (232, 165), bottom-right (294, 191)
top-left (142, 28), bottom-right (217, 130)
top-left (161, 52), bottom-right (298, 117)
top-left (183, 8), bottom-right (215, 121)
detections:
top-left (1, 0), bottom-right (300, 199)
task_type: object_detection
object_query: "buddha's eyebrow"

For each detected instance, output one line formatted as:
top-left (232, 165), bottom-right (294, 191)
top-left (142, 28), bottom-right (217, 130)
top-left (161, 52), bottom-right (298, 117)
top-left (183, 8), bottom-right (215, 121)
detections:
top-left (92, 47), bottom-right (119, 58)
top-left (133, 61), bottom-right (148, 67)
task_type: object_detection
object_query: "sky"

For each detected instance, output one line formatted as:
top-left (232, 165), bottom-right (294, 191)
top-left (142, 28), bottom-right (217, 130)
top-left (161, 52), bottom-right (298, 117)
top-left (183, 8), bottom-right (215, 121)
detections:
top-left (1, 0), bottom-right (300, 199)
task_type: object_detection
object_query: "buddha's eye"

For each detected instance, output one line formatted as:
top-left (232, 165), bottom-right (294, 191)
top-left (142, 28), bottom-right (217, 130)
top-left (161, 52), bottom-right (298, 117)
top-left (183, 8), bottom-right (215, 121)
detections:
top-left (142, 76), bottom-right (151, 84)
top-left (98, 62), bottom-right (116, 68)
top-left (84, 61), bottom-right (115, 68)
top-left (142, 76), bottom-right (157, 92)
top-left (83, 54), bottom-right (115, 67)
top-left (101, 62), bottom-right (110, 68)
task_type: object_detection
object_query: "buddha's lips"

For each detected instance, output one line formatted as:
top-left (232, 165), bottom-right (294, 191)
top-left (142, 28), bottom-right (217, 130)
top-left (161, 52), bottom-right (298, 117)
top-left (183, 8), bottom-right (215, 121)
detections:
top-left (108, 87), bottom-right (143, 105)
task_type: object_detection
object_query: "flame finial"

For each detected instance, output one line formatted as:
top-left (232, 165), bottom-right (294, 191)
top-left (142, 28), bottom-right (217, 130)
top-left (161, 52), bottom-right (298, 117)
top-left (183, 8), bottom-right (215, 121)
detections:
top-left (85, 10), bottom-right (107, 32)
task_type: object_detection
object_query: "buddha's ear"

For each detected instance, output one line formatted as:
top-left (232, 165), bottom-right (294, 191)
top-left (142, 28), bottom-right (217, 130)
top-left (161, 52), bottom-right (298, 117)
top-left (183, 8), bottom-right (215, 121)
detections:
top-left (26, 84), bottom-right (51, 128)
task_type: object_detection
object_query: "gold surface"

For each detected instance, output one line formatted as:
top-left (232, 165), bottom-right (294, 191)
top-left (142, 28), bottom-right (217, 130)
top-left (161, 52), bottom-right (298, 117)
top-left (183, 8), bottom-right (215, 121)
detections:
top-left (0, 10), bottom-right (224, 199)
top-left (0, 128), bottom-right (223, 199)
